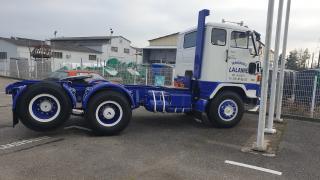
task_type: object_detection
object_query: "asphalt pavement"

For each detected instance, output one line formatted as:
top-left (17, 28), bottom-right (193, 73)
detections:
top-left (0, 77), bottom-right (319, 180)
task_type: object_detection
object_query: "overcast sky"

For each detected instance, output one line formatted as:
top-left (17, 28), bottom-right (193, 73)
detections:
top-left (1, 0), bottom-right (319, 54)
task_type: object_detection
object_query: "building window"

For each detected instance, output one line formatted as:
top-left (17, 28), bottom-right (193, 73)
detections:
top-left (111, 47), bottom-right (118, 52)
top-left (0, 52), bottom-right (7, 59)
top-left (124, 48), bottom-right (130, 54)
top-left (230, 31), bottom-right (248, 49)
top-left (89, 55), bottom-right (97, 60)
top-left (183, 31), bottom-right (197, 48)
top-left (52, 52), bottom-right (63, 59)
top-left (211, 28), bottom-right (226, 46)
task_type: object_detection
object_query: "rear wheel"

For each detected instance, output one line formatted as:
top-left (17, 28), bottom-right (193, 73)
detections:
top-left (85, 91), bottom-right (132, 135)
top-left (17, 81), bottom-right (71, 131)
top-left (207, 91), bottom-right (244, 128)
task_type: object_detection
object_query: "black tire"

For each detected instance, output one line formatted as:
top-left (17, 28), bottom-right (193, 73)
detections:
top-left (85, 91), bottom-right (132, 136)
top-left (184, 111), bottom-right (193, 116)
top-left (17, 81), bottom-right (72, 131)
top-left (207, 91), bottom-right (244, 128)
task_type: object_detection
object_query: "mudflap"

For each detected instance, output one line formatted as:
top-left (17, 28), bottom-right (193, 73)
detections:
top-left (192, 110), bottom-right (212, 126)
top-left (12, 110), bottom-right (19, 127)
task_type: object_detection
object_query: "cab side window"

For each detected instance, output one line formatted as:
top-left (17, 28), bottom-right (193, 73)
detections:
top-left (211, 28), bottom-right (226, 46)
top-left (183, 31), bottom-right (197, 48)
top-left (230, 31), bottom-right (248, 49)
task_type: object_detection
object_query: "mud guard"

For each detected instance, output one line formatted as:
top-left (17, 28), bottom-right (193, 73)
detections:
top-left (12, 110), bottom-right (19, 127)
top-left (82, 82), bottom-right (135, 110)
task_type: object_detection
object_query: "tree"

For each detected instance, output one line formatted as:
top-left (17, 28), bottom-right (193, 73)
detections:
top-left (286, 50), bottom-right (299, 70)
top-left (285, 48), bottom-right (311, 70)
top-left (299, 48), bottom-right (310, 69)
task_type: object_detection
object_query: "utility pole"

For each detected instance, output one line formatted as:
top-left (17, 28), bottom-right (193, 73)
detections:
top-left (266, 0), bottom-right (284, 134)
top-left (52, 30), bottom-right (57, 71)
top-left (275, 0), bottom-right (292, 122)
top-left (256, 0), bottom-right (275, 151)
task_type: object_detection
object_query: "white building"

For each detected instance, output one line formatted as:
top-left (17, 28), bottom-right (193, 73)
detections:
top-left (143, 33), bottom-right (178, 64)
top-left (51, 36), bottom-right (142, 64)
top-left (0, 37), bottom-right (102, 71)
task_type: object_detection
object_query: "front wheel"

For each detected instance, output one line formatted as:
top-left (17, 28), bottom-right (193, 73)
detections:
top-left (85, 91), bottom-right (132, 135)
top-left (207, 91), bottom-right (244, 128)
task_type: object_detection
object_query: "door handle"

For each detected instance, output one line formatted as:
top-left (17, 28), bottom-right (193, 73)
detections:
top-left (225, 49), bottom-right (229, 62)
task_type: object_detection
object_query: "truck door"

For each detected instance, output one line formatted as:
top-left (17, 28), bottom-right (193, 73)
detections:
top-left (227, 31), bottom-right (257, 84)
top-left (200, 27), bottom-right (229, 82)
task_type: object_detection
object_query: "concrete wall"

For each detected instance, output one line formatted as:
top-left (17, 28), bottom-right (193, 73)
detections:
top-left (50, 49), bottom-right (102, 70)
top-left (101, 37), bottom-right (142, 64)
top-left (0, 40), bottom-right (18, 60)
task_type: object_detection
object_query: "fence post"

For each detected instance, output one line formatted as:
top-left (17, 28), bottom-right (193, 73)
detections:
top-left (133, 66), bottom-right (137, 85)
top-left (310, 75), bottom-right (317, 118)
top-left (171, 68), bottom-right (175, 87)
top-left (15, 60), bottom-right (20, 79)
top-left (5, 59), bottom-right (8, 76)
top-left (145, 67), bottom-right (148, 85)
top-left (102, 59), bottom-right (105, 77)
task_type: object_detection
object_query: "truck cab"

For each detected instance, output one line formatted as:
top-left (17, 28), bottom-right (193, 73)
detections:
top-left (175, 22), bottom-right (262, 102)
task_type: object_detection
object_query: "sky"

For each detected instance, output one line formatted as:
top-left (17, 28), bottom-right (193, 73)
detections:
top-left (1, 0), bottom-right (320, 55)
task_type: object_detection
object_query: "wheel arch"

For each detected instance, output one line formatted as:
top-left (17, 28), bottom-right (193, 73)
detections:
top-left (206, 85), bottom-right (247, 112)
top-left (82, 83), bottom-right (135, 110)
top-left (209, 83), bottom-right (258, 100)
top-left (11, 81), bottom-right (76, 111)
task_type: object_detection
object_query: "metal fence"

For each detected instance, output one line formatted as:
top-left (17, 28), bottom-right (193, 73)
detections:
top-left (0, 59), bottom-right (175, 86)
top-left (0, 59), bottom-right (52, 80)
top-left (276, 69), bottom-right (320, 119)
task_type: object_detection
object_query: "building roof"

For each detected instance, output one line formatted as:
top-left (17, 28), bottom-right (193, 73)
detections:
top-left (148, 33), bottom-right (179, 42)
top-left (143, 46), bottom-right (177, 49)
top-left (53, 43), bottom-right (102, 54)
top-left (0, 37), bottom-right (44, 47)
top-left (51, 36), bottom-right (131, 43)
top-left (0, 37), bottom-right (101, 54)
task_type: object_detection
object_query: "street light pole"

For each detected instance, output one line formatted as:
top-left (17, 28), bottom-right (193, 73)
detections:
top-left (256, 0), bottom-right (275, 151)
top-left (266, 0), bottom-right (284, 134)
top-left (52, 30), bottom-right (57, 71)
top-left (275, 0), bottom-right (292, 121)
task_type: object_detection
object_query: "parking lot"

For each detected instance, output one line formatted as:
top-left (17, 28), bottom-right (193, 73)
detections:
top-left (0, 77), bottom-right (319, 180)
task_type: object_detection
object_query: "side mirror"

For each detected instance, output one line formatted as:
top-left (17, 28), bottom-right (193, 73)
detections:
top-left (248, 62), bottom-right (256, 74)
top-left (249, 48), bottom-right (256, 56)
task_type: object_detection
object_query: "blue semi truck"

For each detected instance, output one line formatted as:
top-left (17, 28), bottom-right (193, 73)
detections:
top-left (5, 9), bottom-right (262, 135)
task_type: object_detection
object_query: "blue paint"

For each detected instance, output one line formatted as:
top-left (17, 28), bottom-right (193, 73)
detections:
top-left (97, 102), bottom-right (121, 125)
top-left (31, 96), bottom-right (58, 120)
top-left (194, 99), bottom-right (208, 112)
top-left (11, 85), bottom-right (27, 110)
top-left (197, 81), bottom-right (220, 99)
top-left (82, 82), bottom-right (135, 110)
top-left (62, 83), bottom-right (77, 108)
top-left (193, 9), bottom-right (210, 79)
top-left (218, 99), bottom-right (238, 121)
